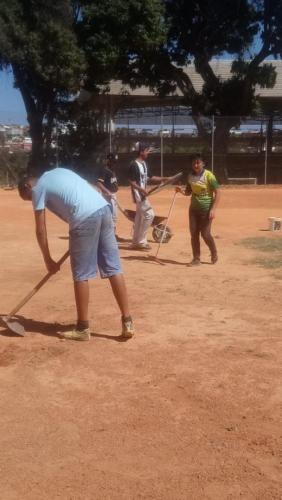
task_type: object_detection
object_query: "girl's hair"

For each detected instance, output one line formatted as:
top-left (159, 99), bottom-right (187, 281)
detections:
top-left (191, 153), bottom-right (204, 162)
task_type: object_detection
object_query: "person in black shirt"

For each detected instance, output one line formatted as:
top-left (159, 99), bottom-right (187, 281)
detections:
top-left (96, 153), bottom-right (121, 240)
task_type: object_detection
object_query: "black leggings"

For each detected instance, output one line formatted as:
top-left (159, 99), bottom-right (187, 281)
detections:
top-left (189, 208), bottom-right (217, 259)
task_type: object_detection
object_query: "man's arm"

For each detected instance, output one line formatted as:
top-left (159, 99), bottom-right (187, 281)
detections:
top-left (128, 180), bottom-right (148, 198)
top-left (149, 175), bottom-right (171, 184)
top-left (175, 184), bottom-right (192, 196)
top-left (209, 188), bottom-right (221, 219)
top-left (34, 210), bottom-right (60, 273)
top-left (96, 180), bottom-right (113, 198)
top-left (95, 168), bottom-right (113, 198)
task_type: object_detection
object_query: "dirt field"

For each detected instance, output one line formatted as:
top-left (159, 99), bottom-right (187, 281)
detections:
top-left (1, 186), bottom-right (282, 500)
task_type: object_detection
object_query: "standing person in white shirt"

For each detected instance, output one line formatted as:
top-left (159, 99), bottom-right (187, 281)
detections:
top-left (128, 142), bottom-right (170, 250)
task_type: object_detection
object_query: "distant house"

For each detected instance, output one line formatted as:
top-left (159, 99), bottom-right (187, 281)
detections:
top-left (7, 125), bottom-right (25, 138)
top-left (23, 137), bottom-right (32, 151)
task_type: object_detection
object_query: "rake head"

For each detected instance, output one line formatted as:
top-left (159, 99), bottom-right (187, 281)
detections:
top-left (1, 316), bottom-right (25, 336)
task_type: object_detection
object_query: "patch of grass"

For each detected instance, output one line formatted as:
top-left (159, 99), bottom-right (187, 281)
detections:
top-left (238, 237), bottom-right (282, 269)
top-left (252, 255), bottom-right (282, 269)
top-left (238, 237), bottom-right (282, 252)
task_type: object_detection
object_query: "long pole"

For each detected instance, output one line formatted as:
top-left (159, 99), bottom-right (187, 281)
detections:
top-left (109, 96), bottom-right (112, 152)
top-left (109, 114), bottom-right (112, 153)
top-left (211, 115), bottom-right (215, 172)
top-left (264, 127), bottom-right (268, 185)
top-left (154, 191), bottom-right (177, 261)
top-left (160, 109), bottom-right (164, 177)
top-left (55, 120), bottom-right (59, 167)
top-left (6, 250), bottom-right (70, 319)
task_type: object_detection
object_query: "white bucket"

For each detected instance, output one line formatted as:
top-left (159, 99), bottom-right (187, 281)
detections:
top-left (268, 217), bottom-right (281, 231)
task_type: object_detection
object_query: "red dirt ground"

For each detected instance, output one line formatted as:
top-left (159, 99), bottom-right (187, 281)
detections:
top-left (1, 186), bottom-right (282, 500)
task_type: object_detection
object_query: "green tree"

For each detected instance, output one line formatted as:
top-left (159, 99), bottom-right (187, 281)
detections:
top-left (0, 0), bottom-right (165, 170)
top-left (56, 0), bottom-right (166, 163)
top-left (77, 0), bottom-right (165, 90)
top-left (120, 0), bottom-right (282, 152)
top-left (0, 0), bottom-right (85, 170)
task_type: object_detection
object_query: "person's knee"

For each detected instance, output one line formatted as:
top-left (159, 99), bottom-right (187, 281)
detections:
top-left (201, 230), bottom-right (210, 241)
top-left (143, 210), bottom-right (154, 222)
top-left (201, 230), bottom-right (213, 245)
top-left (190, 227), bottom-right (199, 238)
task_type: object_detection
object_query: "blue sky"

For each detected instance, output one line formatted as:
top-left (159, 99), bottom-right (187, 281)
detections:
top-left (0, 70), bottom-right (27, 124)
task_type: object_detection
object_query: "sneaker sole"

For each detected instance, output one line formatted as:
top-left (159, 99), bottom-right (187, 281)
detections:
top-left (60, 333), bottom-right (90, 341)
top-left (130, 247), bottom-right (151, 251)
top-left (121, 331), bottom-right (134, 339)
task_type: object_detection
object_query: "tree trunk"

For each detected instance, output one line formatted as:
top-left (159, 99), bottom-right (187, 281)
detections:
top-left (213, 117), bottom-right (239, 183)
top-left (12, 65), bottom-right (55, 174)
top-left (44, 107), bottom-right (56, 165)
top-left (266, 114), bottom-right (273, 155)
top-left (214, 116), bottom-right (239, 152)
top-left (192, 114), bottom-right (210, 139)
top-left (28, 111), bottom-right (45, 173)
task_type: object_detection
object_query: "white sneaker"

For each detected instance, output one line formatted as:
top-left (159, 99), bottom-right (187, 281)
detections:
top-left (61, 328), bottom-right (90, 341)
top-left (129, 243), bottom-right (151, 251)
top-left (121, 317), bottom-right (134, 338)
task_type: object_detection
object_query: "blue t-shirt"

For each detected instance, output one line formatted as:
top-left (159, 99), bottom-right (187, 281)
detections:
top-left (32, 167), bottom-right (108, 229)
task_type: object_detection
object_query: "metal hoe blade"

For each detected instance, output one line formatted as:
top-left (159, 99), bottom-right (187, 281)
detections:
top-left (2, 316), bottom-right (25, 336)
top-left (0, 251), bottom-right (69, 337)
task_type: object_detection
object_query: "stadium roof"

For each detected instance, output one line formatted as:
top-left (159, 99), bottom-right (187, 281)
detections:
top-left (109, 60), bottom-right (282, 98)
top-left (79, 60), bottom-right (282, 109)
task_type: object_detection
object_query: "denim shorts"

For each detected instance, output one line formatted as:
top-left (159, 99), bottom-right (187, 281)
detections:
top-left (69, 205), bottom-right (122, 281)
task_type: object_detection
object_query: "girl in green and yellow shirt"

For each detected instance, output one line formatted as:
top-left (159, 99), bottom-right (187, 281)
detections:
top-left (176, 154), bottom-right (220, 266)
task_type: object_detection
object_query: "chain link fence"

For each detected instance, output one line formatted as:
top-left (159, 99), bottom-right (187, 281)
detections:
top-left (1, 107), bottom-right (282, 185)
top-left (109, 108), bottom-right (282, 184)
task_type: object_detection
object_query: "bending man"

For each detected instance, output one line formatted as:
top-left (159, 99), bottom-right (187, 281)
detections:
top-left (18, 166), bottom-right (134, 341)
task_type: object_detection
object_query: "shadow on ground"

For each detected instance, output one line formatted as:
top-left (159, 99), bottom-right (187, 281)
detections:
top-left (0, 315), bottom-right (73, 338)
top-left (121, 255), bottom-right (187, 266)
top-left (0, 315), bottom-right (131, 342)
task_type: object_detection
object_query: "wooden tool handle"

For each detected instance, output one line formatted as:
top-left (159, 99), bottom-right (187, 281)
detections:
top-left (154, 192), bottom-right (177, 260)
top-left (147, 172), bottom-right (183, 197)
top-left (8, 250), bottom-right (70, 318)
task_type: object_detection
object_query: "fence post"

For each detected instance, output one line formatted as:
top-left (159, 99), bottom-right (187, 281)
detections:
top-left (127, 117), bottom-right (130, 153)
top-left (109, 114), bottom-right (112, 153)
top-left (264, 117), bottom-right (269, 185)
top-left (211, 115), bottom-right (215, 173)
top-left (171, 105), bottom-right (175, 154)
top-left (55, 120), bottom-right (59, 167)
top-left (160, 109), bottom-right (164, 177)
top-left (109, 95), bottom-right (113, 153)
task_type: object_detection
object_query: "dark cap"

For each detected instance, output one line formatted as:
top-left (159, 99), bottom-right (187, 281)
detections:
top-left (106, 152), bottom-right (117, 161)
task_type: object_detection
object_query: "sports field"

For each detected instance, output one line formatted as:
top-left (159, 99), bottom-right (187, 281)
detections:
top-left (1, 186), bottom-right (282, 499)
